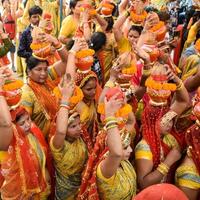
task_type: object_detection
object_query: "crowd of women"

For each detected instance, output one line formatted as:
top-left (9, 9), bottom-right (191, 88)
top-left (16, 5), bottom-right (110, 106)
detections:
top-left (0, 0), bottom-right (200, 199)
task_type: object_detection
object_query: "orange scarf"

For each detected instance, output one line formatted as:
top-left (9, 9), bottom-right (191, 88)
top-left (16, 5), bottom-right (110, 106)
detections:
top-left (28, 79), bottom-right (58, 119)
top-left (1, 123), bottom-right (48, 197)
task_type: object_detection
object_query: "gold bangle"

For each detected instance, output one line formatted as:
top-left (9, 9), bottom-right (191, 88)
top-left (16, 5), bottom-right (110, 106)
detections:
top-left (125, 11), bottom-right (130, 17)
top-left (105, 80), bottom-right (115, 88)
top-left (106, 121), bottom-right (118, 127)
top-left (106, 124), bottom-right (118, 131)
top-left (57, 45), bottom-right (64, 51)
top-left (105, 116), bottom-right (117, 123)
top-left (143, 69), bottom-right (151, 76)
top-left (157, 162), bottom-right (169, 175)
top-left (176, 81), bottom-right (183, 90)
top-left (60, 104), bottom-right (70, 110)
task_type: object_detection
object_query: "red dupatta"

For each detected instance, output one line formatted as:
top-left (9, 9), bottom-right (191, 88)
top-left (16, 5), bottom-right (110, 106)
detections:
top-left (142, 104), bottom-right (170, 168)
top-left (6, 124), bottom-right (47, 194)
top-left (185, 123), bottom-right (200, 174)
top-left (77, 130), bottom-right (107, 200)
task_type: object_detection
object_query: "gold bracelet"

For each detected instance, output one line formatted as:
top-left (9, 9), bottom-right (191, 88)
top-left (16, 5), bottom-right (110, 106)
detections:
top-left (106, 120), bottom-right (118, 127)
top-left (106, 124), bottom-right (118, 131)
top-left (176, 81), bottom-right (183, 91)
top-left (60, 104), bottom-right (70, 110)
top-left (125, 11), bottom-right (130, 17)
top-left (105, 116), bottom-right (117, 123)
top-left (157, 162), bottom-right (169, 175)
top-left (143, 69), bottom-right (151, 76)
top-left (105, 80), bottom-right (115, 88)
top-left (57, 45), bottom-right (64, 51)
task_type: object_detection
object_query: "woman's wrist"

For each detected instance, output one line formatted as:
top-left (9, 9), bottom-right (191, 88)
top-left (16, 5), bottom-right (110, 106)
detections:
top-left (61, 96), bottom-right (70, 102)
top-left (0, 90), bottom-right (5, 97)
top-left (69, 49), bottom-right (76, 55)
top-left (60, 100), bottom-right (70, 110)
top-left (105, 112), bottom-right (115, 118)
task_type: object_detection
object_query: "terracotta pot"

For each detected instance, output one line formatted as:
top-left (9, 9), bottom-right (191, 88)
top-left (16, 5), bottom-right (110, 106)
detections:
top-left (106, 87), bottom-right (124, 101)
top-left (147, 88), bottom-right (171, 103)
top-left (75, 56), bottom-right (93, 71)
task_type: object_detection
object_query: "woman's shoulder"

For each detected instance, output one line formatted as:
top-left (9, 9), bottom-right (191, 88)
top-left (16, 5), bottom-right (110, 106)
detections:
top-left (176, 156), bottom-right (200, 190)
top-left (135, 139), bottom-right (153, 160)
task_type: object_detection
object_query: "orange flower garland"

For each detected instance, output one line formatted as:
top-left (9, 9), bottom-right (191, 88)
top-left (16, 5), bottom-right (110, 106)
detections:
top-left (76, 49), bottom-right (95, 59)
top-left (2, 79), bottom-right (24, 107)
top-left (97, 103), bottom-right (132, 117)
top-left (122, 63), bottom-right (137, 75)
top-left (3, 79), bottom-right (24, 91)
top-left (149, 21), bottom-right (166, 42)
top-left (150, 21), bottom-right (165, 32)
top-left (53, 86), bottom-right (84, 107)
top-left (130, 10), bottom-right (147, 25)
top-left (145, 77), bottom-right (177, 91)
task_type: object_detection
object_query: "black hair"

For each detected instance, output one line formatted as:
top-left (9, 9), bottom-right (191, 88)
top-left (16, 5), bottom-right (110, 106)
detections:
top-left (145, 6), bottom-right (158, 13)
top-left (26, 56), bottom-right (48, 72)
top-left (104, 16), bottom-right (114, 32)
top-left (158, 11), bottom-right (170, 22)
top-left (128, 25), bottom-right (143, 35)
top-left (111, 2), bottom-right (117, 16)
top-left (82, 76), bottom-right (96, 88)
top-left (66, 39), bottom-right (75, 51)
top-left (193, 10), bottom-right (200, 24)
top-left (69, 0), bottom-right (79, 10)
top-left (28, 5), bottom-right (43, 18)
top-left (89, 32), bottom-right (107, 52)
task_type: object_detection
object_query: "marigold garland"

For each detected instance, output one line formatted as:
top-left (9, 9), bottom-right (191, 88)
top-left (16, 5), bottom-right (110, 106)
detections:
top-left (145, 78), bottom-right (177, 91)
top-left (130, 10), bottom-right (147, 24)
top-left (76, 49), bottom-right (95, 59)
top-left (122, 63), bottom-right (137, 75)
top-left (30, 42), bottom-right (50, 50)
top-left (150, 21), bottom-right (165, 32)
top-left (53, 86), bottom-right (84, 106)
top-left (80, 6), bottom-right (97, 15)
top-left (3, 79), bottom-right (24, 91)
top-left (97, 103), bottom-right (132, 117)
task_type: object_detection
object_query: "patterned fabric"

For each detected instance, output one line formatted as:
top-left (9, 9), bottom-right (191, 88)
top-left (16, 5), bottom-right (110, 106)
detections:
top-left (21, 66), bottom-right (59, 137)
top-left (17, 24), bottom-right (33, 59)
top-left (175, 164), bottom-right (200, 190)
top-left (59, 15), bottom-right (78, 39)
top-left (97, 160), bottom-right (137, 200)
top-left (179, 46), bottom-right (200, 81)
top-left (150, 0), bottom-right (169, 9)
top-left (0, 38), bottom-right (12, 57)
top-left (0, 123), bottom-right (50, 199)
top-left (135, 134), bottom-right (180, 162)
top-left (117, 36), bottom-right (131, 54)
top-left (50, 137), bottom-right (88, 200)
top-left (97, 32), bottom-right (117, 83)
top-left (135, 139), bottom-right (153, 160)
